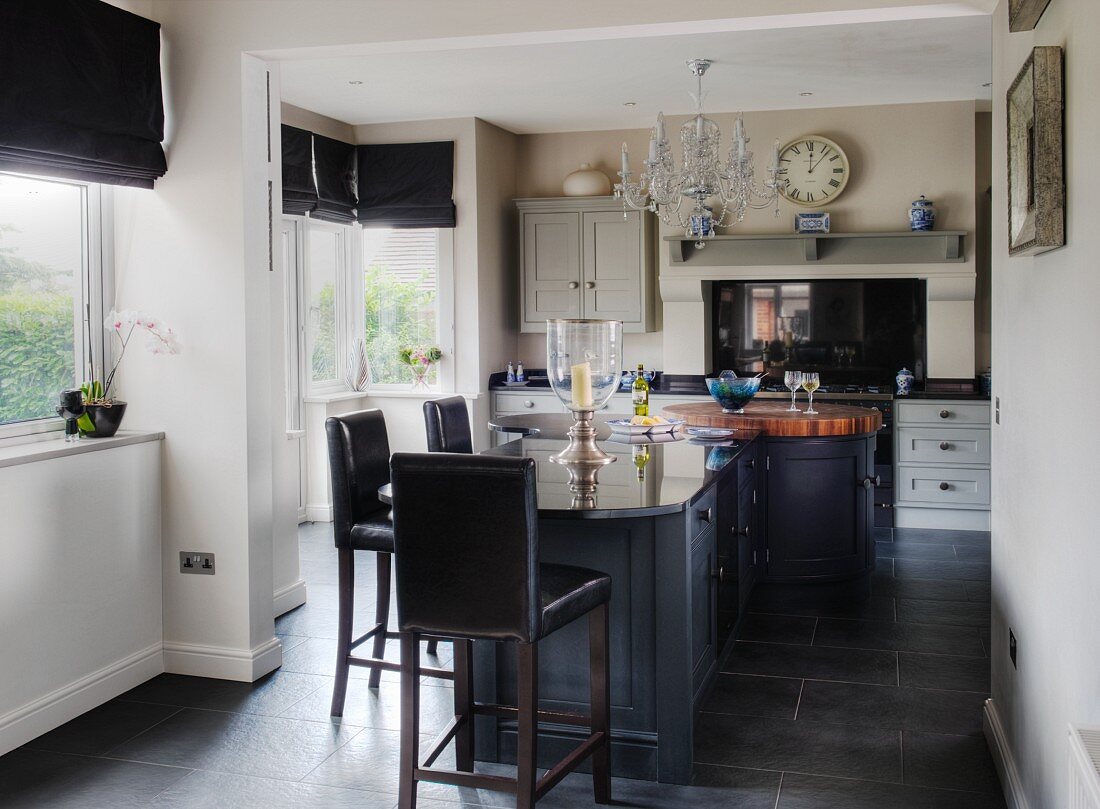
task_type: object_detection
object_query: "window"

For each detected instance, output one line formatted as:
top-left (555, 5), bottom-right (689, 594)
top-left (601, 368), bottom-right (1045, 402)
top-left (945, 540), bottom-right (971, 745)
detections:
top-left (304, 221), bottom-right (348, 393)
top-left (362, 228), bottom-right (451, 388)
top-left (0, 173), bottom-right (107, 435)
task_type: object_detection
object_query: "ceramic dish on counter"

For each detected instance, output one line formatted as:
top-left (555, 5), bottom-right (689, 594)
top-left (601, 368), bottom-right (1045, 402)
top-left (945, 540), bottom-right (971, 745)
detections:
top-left (501, 381), bottom-right (529, 387)
top-left (607, 417), bottom-right (684, 435)
top-left (606, 431), bottom-right (684, 445)
top-left (685, 426), bottom-right (736, 441)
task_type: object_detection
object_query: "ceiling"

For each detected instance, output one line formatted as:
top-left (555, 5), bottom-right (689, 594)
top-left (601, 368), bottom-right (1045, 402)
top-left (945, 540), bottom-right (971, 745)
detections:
top-left (278, 15), bottom-right (992, 134)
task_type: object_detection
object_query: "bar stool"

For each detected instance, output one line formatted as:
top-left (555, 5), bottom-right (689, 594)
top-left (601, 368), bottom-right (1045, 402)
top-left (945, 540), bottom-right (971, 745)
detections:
top-left (325, 410), bottom-right (452, 717)
top-left (423, 396), bottom-right (473, 454)
top-left (390, 453), bottom-right (612, 809)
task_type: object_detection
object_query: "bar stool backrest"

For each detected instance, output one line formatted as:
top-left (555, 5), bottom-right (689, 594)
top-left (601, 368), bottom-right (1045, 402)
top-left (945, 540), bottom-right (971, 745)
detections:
top-left (326, 409), bottom-right (391, 549)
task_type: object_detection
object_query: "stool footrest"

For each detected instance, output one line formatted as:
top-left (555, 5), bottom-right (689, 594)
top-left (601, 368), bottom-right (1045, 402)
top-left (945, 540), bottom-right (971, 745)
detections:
top-left (414, 767), bottom-right (517, 794)
top-left (535, 731), bottom-right (606, 800)
top-left (346, 655), bottom-right (454, 681)
top-left (473, 702), bottom-right (592, 727)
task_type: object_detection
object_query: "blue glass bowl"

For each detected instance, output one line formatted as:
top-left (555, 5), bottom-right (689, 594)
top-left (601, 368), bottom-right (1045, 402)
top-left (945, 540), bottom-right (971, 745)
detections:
top-left (705, 376), bottom-right (761, 414)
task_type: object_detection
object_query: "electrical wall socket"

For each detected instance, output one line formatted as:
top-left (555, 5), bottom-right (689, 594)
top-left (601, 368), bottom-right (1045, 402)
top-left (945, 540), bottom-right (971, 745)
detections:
top-left (180, 551), bottom-right (215, 575)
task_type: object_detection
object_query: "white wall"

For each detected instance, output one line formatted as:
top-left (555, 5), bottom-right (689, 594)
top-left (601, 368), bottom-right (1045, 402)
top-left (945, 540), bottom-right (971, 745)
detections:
top-left (0, 442), bottom-right (163, 755)
top-left (988, 2), bottom-right (1100, 807)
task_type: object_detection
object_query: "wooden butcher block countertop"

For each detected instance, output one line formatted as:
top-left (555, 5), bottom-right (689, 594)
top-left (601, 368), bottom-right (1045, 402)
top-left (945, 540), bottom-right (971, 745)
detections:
top-left (662, 400), bottom-right (882, 437)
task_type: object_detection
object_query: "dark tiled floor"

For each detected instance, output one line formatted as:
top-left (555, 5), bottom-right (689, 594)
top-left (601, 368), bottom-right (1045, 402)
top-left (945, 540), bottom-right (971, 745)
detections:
top-left (0, 523), bottom-right (1005, 807)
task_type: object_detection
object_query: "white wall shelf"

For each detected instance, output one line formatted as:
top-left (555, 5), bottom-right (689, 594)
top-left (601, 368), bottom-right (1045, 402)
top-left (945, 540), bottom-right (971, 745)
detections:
top-left (665, 230), bottom-right (967, 266)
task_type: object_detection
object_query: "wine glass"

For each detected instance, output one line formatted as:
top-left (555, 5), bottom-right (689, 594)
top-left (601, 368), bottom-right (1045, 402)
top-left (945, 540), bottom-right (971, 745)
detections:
top-left (802, 372), bottom-right (821, 415)
top-left (784, 370), bottom-right (803, 412)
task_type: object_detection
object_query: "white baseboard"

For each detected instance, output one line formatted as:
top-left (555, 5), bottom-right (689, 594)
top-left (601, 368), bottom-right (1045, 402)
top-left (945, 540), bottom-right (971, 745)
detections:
top-left (163, 636), bottom-right (282, 682)
top-left (895, 506), bottom-right (991, 531)
top-left (305, 503), bottom-right (332, 522)
top-left (0, 642), bottom-right (163, 757)
top-left (984, 698), bottom-right (1030, 809)
top-left (274, 578), bottom-right (307, 617)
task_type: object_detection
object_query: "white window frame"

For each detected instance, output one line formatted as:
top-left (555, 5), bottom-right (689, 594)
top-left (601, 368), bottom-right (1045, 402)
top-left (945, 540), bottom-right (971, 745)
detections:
top-left (359, 227), bottom-right (455, 393)
top-left (302, 218), bottom-right (354, 396)
top-left (0, 173), bottom-right (111, 443)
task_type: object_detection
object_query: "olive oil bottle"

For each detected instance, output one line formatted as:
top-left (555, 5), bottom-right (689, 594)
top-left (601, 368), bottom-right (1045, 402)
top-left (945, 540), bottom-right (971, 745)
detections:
top-left (633, 444), bottom-right (651, 480)
top-left (632, 364), bottom-right (650, 417)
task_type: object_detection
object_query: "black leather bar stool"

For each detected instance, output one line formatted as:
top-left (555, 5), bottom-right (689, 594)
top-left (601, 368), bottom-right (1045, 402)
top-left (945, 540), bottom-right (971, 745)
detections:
top-left (390, 453), bottom-right (612, 809)
top-left (423, 396), bottom-right (473, 454)
top-left (325, 410), bottom-right (452, 717)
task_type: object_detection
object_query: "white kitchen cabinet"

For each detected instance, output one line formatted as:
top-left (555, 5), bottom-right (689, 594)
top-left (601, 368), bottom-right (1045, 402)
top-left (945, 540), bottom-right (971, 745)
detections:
top-left (517, 197), bottom-right (655, 333)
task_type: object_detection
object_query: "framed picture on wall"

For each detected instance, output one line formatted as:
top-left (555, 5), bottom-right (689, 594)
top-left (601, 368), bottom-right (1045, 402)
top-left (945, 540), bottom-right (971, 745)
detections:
top-left (1009, 0), bottom-right (1053, 32)
top-left (1007, 45), bottom-right (1065, 257)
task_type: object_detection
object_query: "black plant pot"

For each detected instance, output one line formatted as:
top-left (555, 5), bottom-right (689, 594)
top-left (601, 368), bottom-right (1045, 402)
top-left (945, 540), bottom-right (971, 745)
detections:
top-left (80, 402), bottom-right (127, 438)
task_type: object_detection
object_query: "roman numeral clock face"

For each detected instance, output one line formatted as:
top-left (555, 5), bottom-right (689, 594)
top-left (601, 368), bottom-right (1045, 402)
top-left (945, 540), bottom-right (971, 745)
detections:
top-left (777, 136), bottom-right (850, 207)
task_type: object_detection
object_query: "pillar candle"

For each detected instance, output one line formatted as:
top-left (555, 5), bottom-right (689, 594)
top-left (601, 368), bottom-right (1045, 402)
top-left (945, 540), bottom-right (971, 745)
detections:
top-left (770, 139), bottom-right (780, 170)
top-left (620, 143), bottom-right (629, 177)
top-left (655, 113), bottom-right (666, 142)
top-left (648, 135), bottom-right (658, 163)
top-left (571, 361), bottom-right (594, 409)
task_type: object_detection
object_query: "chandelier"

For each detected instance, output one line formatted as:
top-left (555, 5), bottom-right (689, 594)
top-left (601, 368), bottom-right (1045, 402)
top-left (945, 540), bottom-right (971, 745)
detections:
top-left (615, 59), bottom-right (787, 244)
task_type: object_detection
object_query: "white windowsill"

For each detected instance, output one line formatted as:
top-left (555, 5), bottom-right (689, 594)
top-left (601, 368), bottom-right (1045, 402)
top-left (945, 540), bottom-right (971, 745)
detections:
top-left (0, 430), bottom-right (165, 470)
top-left (304, 390), bottom-right (480, 403)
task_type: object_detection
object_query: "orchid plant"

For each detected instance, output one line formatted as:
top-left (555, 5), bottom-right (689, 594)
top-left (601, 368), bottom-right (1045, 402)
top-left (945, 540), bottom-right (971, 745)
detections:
top-left (83, 309), bottom-right (181, 405)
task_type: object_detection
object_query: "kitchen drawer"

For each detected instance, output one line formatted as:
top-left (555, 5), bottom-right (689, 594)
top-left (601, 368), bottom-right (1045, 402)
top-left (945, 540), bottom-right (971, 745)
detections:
top-left (897, 427), bottom-right (990, 465)
top-left (493, 392), bottom-right (564, 414)
top-left (690, 487), bottom-right (718, 541)
top-left (896, 401), bottom-right (990, 426)
top-left (896, 465), bottom-right (990, 507)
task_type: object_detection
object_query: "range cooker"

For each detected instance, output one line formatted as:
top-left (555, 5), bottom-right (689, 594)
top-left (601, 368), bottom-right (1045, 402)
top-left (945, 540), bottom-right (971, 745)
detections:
top-left (756, 383), bottom-right (895, 528)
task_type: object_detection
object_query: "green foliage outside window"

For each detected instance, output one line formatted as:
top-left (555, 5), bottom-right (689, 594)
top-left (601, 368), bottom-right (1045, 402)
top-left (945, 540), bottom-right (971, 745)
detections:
top-left (364, 263), bottom-right (436, 385)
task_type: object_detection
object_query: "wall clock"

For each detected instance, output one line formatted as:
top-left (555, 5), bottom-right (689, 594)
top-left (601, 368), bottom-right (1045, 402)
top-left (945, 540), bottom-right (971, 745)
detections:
top-left (778, 136), bottom-right (850, 207)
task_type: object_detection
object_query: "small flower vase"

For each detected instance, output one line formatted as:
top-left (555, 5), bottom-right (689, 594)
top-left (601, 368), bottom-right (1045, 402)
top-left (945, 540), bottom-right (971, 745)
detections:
top-left (410, 364), bottom-right (431, 390)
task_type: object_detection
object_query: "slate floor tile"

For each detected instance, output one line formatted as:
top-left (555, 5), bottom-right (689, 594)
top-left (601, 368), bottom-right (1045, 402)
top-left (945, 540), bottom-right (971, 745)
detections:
top-left (278, 677), bottom-right (456, 734)
top-left (904, 730), bottom-right (1004, 794)
top-left (796, 680), bottom-right (986, 736)
top-left (750, 588), bottom-right (896, 621)
top-left (777, 771), bottom-right (1007, 808)
top-left (953, 545), bottom-right (992, 563)
top-left (117, 671), bottom-right (330, 717)
top-left (814, 618), bottom-right (985, 657)
top-left (876, 541), bottom-right (958, 561)
top-left (895, 598), bottom-right (991, 628)
top-left (700, 673), bottom-right (804, 719)
top-left (690, 764), bottom-right (784, 807)
top-left (532, 766), bottom-right (782, 809)
top-left (723, 641), bottom-right (898, 686)
top-left (892, 529), bottom-right (991, 546)
top-left (0, 748), bottom-right (192, 809)
top-left (738, 613), bottom-right (818, 645)
top-left (694, 713), bottom-right (901, 783)
top-left (980, 628), bottom-right (992, 657)
top-left (870, 573), bottom-right (970, 602)
top-left (149, 769), bottom-right (397, 808)
top-left (301, 726), bottom-right (444, 796)
top-left (278, 637), bottom-right (451, 684)
top-left (24, 700), bottom-right (180, 756)
top-left (894, 559), bottom-right (992, 582)
top-left (899, 652), bottom-right (990, 693)
top-left (107, 708), bottom-right (360, 781)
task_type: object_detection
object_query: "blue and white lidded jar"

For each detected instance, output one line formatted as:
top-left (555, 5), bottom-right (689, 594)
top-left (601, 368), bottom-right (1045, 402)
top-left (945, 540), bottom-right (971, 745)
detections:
top-left (688, 205), bottom-right (714, 239)
top-left (896, 367), bottom-right (915, 396)
top-left (909, 196), bottom-right (935, 231)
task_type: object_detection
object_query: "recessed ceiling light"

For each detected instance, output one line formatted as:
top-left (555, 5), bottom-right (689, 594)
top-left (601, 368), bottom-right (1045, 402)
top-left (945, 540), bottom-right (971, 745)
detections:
top-left (799, 91), bottom-right (814, 97)
top-left (623, 101), bottom-right (636, 107)
top-left (348, 80), bottom-right (363, 85)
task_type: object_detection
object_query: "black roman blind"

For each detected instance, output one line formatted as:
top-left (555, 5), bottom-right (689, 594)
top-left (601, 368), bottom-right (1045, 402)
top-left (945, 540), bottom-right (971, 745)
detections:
top-left (0, 0), bottom-right (167, 188)
top-left (312, 134), bottom-right (358, 224)
top-left (357, 141), bottom-right (455, 228)
top-left (281, 125), bottom-right (317, 215)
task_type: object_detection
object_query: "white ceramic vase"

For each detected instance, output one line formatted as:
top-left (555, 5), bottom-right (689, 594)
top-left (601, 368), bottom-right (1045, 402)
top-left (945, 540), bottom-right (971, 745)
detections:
top-left (562, 163), bottom-right (611, 196)
top-left (345, 338), bottom-right (371, 391)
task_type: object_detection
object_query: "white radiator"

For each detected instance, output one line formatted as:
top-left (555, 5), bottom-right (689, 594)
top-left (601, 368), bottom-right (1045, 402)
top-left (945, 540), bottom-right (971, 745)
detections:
top-left (1069, 725), bottom-right (1100, 809)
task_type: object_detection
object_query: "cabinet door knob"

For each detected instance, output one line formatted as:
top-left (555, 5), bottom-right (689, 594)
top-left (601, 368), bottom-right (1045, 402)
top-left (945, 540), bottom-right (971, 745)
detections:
top-left (939, 441), bottom-right (950, 451)
top-left (862, 476), bottom-right (880, 490)
top-left (567, 281), bottom-right (579, 289)
top-left (698, 507), bottom-right (712, 524)
top-left (939, 481), bottom-right (950, 491)
top-left (523, 400), bottom-right (535, 409)
top-left (739, 525), bottom-right (750, 536)
top-left (585, 281), bottom-right (596, 289)
top-left (711, 566), bottom-right (725, 582)
top-left (747, 458), bottom-right (755, 469)
top-left (939, 409), bottom-right (951, 419)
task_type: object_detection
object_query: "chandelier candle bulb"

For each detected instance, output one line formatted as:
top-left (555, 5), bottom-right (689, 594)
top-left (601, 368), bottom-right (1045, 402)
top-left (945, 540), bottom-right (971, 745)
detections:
top-left (648, 135), bottom-right (658, 163)
top-left (571, 361), bottom-right (594, 409)
top-left (771, 140), bottom-right (780, 170)
top-left (621, 143), bottom-right (630, 177)
top-left (656, 113), bottom-right (666, 142)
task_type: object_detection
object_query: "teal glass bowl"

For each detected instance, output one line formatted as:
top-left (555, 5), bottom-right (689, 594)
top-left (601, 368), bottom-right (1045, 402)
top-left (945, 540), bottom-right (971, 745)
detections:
top-left (705, 377), bottom-right (761, 414)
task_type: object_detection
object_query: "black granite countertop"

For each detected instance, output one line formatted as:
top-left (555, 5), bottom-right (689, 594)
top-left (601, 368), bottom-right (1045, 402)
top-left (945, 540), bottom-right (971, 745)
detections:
top-left (483, 414), bottom-right (759, 518)
top-left (902, 390), bottom-right (991, 401)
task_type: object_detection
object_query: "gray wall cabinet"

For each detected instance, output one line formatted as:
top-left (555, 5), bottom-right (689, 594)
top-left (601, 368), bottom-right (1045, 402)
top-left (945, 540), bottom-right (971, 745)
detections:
top-left (517, 197), bottom-right (655, 332)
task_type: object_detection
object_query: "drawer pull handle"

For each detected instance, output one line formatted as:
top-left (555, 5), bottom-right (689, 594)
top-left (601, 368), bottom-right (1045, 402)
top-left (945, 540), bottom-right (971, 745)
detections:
top-left (939, 441), bottom-right (950, 451)
top-left (585, 281), bottom-right (596, 289)
top-left (747, 458), bottom-right (755, 470)
top-left (939, 409), bottom-right (951, 419)
top-left (862, 475), bottom-right (881, 490)
top-left (939, 481), bottom-right (950, 491)
top-left (523, 400), bottom-right (535, 408)
top-left (567, 281), bottom-right (579, 289)
top-left (698, 507), bottom-right (712, 524)
top-left (712, 566), bottom-right (725, 582)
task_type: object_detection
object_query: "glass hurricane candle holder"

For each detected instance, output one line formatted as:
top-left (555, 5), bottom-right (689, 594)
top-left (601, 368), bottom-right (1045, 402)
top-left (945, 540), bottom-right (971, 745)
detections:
top-left (547, 319), bottom-right (622, 472)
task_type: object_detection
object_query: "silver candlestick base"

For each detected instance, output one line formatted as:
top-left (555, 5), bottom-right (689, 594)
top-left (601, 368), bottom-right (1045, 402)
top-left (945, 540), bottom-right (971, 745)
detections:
top-left (550, 409), bottom-right (616, 486)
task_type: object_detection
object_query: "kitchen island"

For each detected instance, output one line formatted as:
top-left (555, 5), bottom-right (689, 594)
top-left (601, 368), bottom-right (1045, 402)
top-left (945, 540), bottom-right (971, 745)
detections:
top-left (664, 400), bottom-right (882, 584)
top-left (472, 417), bottom-right (762, 784)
